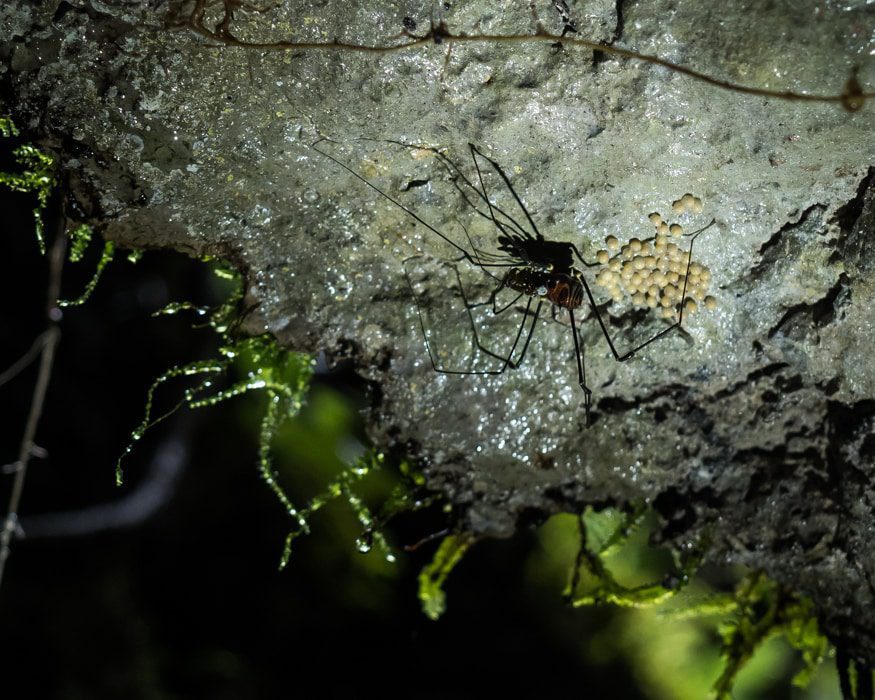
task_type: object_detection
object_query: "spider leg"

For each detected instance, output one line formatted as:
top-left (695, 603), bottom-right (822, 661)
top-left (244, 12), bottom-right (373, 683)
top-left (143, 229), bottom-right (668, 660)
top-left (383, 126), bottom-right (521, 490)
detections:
top-left (454, 267), bottom-right (527, 369)
top-left (582, 227), bottom-right (707, 361)
top-left (312, 138), bottom-right (482, 268)
top-left (550, 303), bottom-right (573, 328)
top-left (458, 222), bottom-right (502, 283)
top-left (506, 298), bottom-right (543, 370)
top-left (567, 307), bottom-right (593, 426)
top-left (683, 218), bottom-right (717, 238)
top-left (469, 143), bottom-right (543, 241)
top-left (570, 243), bottom-right (601, 268)
top-left (403, 263), bottom-right (530, 376)
top-left (375, 138), bottom-right (534, 243)
top-left (492, 285), bottom-right (525, 316)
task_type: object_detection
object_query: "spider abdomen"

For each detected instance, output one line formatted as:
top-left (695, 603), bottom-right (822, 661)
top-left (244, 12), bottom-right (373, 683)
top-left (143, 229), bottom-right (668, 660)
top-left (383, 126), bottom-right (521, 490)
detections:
top-left (506, 269), bottom-right (584, 310)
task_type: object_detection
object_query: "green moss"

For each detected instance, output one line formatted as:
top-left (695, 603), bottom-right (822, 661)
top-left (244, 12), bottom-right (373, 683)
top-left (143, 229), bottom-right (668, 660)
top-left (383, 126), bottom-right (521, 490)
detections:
top-left (277, 450), bottom-right (395, 568)
top-left (0, 121), bottom-right (55, 252)
top-left (117, 263), bottom-right (412, 569)
top-left (59, 239), bottom-right (115, 307)
top-left (0, 116), bottom-right (19, 138)
top-left (712, 572), bottom-right (827, 699)
top-left (66, 223), bottom-right (93, 262)
top-left (565, 504), bottom-right (701, 608)
top-left (0, 117), bottom-right (113, 303)
top-left (418, 532), bottom-right (474, 621)
top-left (551, 505), bottom-right (829, 699)
top-left (0, 119), bottom-right (419, 572)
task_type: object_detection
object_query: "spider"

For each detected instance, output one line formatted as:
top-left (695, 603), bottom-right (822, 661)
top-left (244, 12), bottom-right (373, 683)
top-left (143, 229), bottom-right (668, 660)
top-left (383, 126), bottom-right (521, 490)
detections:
top-left (312, 138), bottom-right (715, 425)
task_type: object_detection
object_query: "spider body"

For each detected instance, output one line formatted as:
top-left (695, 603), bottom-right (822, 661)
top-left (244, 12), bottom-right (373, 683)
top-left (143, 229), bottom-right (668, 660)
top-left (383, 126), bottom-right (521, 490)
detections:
top-left (505, 268), bottom-right (585, 310)
top-left (312, 137), bottom-right (714, 425)
top-left (496, 234), bottom-right (575, 273)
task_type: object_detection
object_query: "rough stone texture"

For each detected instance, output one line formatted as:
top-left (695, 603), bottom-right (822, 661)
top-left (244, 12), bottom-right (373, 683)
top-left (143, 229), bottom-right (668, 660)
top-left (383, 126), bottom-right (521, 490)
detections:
top-left (3, 0), bottom-right (875, 659)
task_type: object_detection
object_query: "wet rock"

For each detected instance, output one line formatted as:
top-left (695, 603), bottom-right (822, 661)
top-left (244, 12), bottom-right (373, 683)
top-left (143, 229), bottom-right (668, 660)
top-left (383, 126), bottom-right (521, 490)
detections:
top-left (3, 0), bottom-right (874, 660)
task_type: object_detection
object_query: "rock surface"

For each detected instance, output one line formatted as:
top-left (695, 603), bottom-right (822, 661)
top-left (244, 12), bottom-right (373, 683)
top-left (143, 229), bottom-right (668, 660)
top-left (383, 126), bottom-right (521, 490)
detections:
top-left (2, 0), bottom-right (874, 659)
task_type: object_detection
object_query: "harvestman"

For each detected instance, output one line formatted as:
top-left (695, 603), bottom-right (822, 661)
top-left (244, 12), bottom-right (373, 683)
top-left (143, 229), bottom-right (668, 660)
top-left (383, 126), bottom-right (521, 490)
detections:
top-left (312, 138), bottom-right (714, 424)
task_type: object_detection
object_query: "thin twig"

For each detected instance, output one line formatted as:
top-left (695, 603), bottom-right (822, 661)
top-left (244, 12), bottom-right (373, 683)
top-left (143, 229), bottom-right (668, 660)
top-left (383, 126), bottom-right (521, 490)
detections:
top-left (0, 198), bottom-right (66, 590)
top-left (0, 330), bottom-right (51, 389)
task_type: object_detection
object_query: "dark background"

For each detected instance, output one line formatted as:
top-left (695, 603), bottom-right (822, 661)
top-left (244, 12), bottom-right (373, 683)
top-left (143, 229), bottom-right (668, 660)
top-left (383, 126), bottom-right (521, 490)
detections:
top-left (0, 174), bottom-right (837, 698)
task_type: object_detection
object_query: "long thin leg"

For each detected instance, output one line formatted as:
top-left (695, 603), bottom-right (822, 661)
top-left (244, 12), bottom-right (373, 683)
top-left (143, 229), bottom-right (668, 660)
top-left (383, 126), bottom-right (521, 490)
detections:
top-left (444, 155), bottom-right (532, 242)
top-left (461, 269), bottom-right (522, 316)
top-left (577, 218), bottom-right (716, 270)
top-left (567, 307), bottom-right (593, 425)
top-left (454, 266), bottom-right (546, 369)
top-left (419, 141), bottom-right (535, 241)
top-left (313, 138), bottom-right (515, 274)
top-left (508, 298), bottom-right (543, 370)
top-left (453, 266), bottom-right (528, 368)
top-left (371, 137), bottom-right (535, 244)
top-left (403, 263), bottom-right (531, 377)
top-left (457, 222), bottom-right (505, 284)
top-left (469, 143), bottom-right (544, 241)
top-left (570, 243), bottom-right (601, 268)
top-left (492, 288), bottom-right (525, 316)
top-left (550, 303), bottom-right (573, 328)
top-left (583, 227), bottom-right (708, 362)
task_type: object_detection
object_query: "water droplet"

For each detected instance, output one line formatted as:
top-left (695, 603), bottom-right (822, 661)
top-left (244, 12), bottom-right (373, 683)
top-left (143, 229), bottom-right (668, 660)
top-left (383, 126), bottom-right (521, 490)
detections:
top-left (356, 533), bottom-right (373, 553)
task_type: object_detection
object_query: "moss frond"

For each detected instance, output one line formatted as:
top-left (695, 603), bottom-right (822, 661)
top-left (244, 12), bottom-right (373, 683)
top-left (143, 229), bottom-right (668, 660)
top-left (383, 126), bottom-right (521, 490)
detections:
top-left (0, 122), bottom-right (56, 252)
top-left (58, 240), bottom-right (115, 307)
top-left (565, 505), bottom-right (701, 608)
top-left (713, 572), bottom-right (827, 699)
top-left (66, 223), bottom-right (93, 263)
top-left (418, 532), bottom-right (474, 621)
top-left (119, 265), bottom-right (413, 570)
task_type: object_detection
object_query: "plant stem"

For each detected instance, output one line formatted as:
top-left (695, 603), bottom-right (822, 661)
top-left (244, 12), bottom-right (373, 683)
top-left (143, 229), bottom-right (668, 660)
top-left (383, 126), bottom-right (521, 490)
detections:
top-left (0, 200), bottom-right (66, 590)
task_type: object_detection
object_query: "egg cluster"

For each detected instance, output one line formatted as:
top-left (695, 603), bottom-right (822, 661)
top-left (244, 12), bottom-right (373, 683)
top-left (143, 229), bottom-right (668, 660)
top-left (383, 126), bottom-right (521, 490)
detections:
top-left (593, 195), bottom-right (717, 320)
